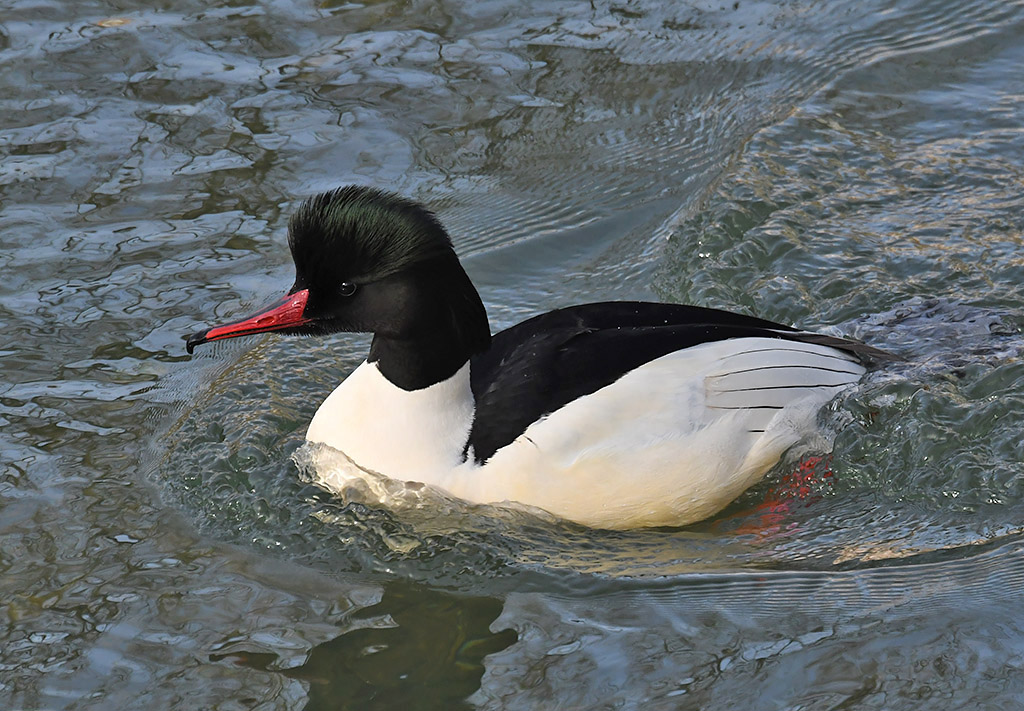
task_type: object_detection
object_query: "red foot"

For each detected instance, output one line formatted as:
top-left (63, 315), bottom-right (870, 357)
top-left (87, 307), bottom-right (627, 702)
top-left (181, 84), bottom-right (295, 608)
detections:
top-left (764, 455), bottom-right (833, 505)
top-left (719, 455), bottom-right (834, 537)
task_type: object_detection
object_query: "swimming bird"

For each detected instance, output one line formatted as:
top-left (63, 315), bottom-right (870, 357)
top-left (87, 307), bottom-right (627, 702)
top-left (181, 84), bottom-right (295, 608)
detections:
top-left (186, 186), bottom-right (888, 529)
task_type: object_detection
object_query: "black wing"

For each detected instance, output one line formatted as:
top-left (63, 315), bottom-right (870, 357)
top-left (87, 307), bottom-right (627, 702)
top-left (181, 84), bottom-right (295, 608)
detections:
top-left (465, 301), bottom-right (890, 462)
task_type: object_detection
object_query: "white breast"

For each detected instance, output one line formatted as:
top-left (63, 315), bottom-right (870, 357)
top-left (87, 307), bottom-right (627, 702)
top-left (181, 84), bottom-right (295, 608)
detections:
top-left (306, 337), bottom-right (865, 529)
top-left (306, 360), bottom-right (475, 482)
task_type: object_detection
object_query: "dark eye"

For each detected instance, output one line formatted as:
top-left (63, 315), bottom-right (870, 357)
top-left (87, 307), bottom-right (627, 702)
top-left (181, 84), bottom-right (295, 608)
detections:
top-left (339, 282), bottom-right (357, 297)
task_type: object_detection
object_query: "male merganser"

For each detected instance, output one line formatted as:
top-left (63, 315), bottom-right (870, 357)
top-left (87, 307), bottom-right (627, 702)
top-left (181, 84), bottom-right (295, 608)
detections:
top-left (186, 186), bottom-right (888, 529)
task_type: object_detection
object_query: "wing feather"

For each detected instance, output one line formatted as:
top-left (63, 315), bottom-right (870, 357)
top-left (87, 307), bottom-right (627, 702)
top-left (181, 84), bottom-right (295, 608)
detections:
top-left (466, 302), bottom-right (885, 462)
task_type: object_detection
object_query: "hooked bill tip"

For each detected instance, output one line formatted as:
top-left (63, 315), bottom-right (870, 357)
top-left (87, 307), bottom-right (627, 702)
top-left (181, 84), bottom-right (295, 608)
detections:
top-left (185, 330), bottom-right (209, 355)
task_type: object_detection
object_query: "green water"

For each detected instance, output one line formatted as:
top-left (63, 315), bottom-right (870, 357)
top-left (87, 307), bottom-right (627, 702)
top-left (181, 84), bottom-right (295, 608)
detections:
top-left (4, 0), bottom-right (1024, 708)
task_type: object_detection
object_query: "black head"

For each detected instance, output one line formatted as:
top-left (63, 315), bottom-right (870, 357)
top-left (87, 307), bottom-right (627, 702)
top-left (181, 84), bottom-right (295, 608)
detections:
top-left (289, 186), bottom-right (453, 296)
top-left (187, 186), bottom-right (491, 389)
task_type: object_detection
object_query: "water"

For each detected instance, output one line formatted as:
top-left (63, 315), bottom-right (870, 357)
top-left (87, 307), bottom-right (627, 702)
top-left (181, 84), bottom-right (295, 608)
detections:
top-left (4, 0), bottom-right (1024, 707)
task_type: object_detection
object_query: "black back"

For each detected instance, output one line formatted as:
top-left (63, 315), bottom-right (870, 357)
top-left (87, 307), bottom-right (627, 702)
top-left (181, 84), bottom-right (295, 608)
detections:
top-left (465, 302), bottom-right (888, 462)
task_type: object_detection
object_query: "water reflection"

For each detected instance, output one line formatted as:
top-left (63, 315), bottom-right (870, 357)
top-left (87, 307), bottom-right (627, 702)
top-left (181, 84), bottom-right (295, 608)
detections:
top-left (216, 582), bottom-right (517, 711)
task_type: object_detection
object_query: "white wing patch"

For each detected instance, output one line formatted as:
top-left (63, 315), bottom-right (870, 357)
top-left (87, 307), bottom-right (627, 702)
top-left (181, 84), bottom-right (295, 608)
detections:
top-left (705, 343), bottom-right (865, 432)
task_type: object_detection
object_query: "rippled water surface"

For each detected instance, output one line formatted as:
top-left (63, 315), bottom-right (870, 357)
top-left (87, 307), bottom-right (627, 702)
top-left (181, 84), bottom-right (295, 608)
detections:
top-left (5, 0), bottom-right (1024, 708)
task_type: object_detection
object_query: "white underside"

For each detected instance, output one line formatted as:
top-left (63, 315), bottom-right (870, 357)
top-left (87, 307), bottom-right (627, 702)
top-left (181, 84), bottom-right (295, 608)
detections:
top-left (304, 337), bottom-right (865, 529)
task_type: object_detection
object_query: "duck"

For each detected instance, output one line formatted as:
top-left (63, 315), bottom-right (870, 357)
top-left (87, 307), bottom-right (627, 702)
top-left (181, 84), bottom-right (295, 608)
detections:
top-left (186, 185), bottom-right (889, 529)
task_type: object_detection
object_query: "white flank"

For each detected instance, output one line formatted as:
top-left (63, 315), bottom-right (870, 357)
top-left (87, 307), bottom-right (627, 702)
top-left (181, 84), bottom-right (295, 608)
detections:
top-left (306, 337), bottom-right (865, 529)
